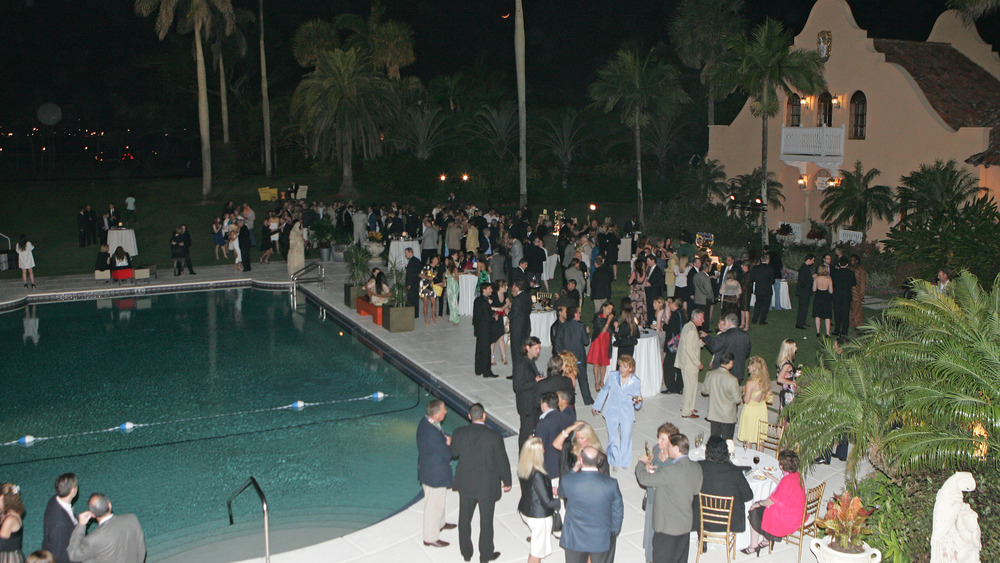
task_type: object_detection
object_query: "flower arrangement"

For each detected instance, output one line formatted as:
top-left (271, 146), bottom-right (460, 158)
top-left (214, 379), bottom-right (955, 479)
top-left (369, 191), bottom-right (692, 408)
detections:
top-left (367, 231), bottom-right (384, 242)
top-left (816, 491), bottom-right (874, 553)
top-left (806, 220), bottom-right (828, 241)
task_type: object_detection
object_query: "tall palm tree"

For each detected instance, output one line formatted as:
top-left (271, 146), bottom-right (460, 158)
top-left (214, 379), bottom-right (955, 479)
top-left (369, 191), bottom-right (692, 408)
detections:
top-left (896, 159), bottom-right (981, 226)
top-left (681, 157), bottom-right (728, 205)
top-left (135, 0), bottom-right (235, 199)
top-left (670, 0), bottom-right (745, 125)
top-left (290, 47), bottom-right (395, 195)
top-left (727, 167), bottom-right (784, 218)
top-left (334, 0), bottom-right (415, 80)
top-left (515, 0), bottom-right (527, 207)
top-left (949, 0), bottom-right (1000, 18)
top-left (709, 19), bottom-right (826, 245)
top-left (259, 0), bottom-right (272, 176)
top-left (208, 7), bottom-right (253, 145)
top-left (534, 108), bottom-right (593, 191)
top-left (642, 113), bottom-right (686, 184)
top-left (589, 49), bottom-right (689, 226)
top-left (820, 161), bottom-right (895, 243)
top-left (429, 73), bottom-right (462, 112)
top-left (292, 19), bottom-right (339, 68)
top-left (393, 106), bottom-right (454, 161)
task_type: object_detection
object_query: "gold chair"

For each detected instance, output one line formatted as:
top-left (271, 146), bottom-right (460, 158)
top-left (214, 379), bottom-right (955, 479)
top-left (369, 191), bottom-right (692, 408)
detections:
top-left (770, 481), bottom-right (827, 563)
top-left (695, 493), bottom-right (736, 563)
top-left (756, 420), bottom-right (783, 456)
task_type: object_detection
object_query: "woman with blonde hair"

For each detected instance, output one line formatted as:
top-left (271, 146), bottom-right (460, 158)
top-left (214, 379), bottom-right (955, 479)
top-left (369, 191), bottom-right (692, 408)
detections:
top-left (558, 350), bottom-right (578, 386)
top-left (517, 438), bottom-right (561, 562)
top-left (775, 339), bottom-right (799, 417)
top-left (0, 482), bottom-right (24, 562)
top-left (552, 420), bottom-right (608, 475)
top-left (737, 356), bottom-right (774, 447)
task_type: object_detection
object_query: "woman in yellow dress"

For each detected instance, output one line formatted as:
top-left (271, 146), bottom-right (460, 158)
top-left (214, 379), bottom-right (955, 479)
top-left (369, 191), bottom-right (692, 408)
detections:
top-left (737, 356), bottom-right (773, 448)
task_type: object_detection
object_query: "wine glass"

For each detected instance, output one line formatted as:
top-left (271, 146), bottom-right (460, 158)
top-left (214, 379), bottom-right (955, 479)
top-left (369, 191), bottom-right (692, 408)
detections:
top-left (753, 455), bottom-right (761, 467)
top-left (694, 433), bottom-right (704, 448)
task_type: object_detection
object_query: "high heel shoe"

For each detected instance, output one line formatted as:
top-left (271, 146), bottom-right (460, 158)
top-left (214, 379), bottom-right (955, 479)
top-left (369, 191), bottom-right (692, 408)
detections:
top-left (739, 541), bottom-right (768, 557)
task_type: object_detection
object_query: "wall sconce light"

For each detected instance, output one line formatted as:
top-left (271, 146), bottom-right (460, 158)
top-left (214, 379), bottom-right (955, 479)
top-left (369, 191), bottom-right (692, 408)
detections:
top-left (831, 95), bottom-right (841, 108)
top-left (801, 96), bottom-right (810, 109)
top-left (798, 175), bottom-right (807, 188)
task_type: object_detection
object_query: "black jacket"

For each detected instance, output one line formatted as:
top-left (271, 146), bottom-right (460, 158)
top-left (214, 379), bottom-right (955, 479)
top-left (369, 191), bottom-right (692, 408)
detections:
top-left (796, 263), bottom-right (814, 296)
top-left (42, 495), bottom-right (77, 563)
top-left (590, 264), bottom-right (613, 300)
top-left (692, 460), bottom-right (754, 532)
top-left (450, 422), bottom-right (511, 501)
top-left (751, 263), bottom-right (776, 295)
top-left (512, 352), bottom-right (540, 416)
top-left (518, 470), bottom-right (560, 518)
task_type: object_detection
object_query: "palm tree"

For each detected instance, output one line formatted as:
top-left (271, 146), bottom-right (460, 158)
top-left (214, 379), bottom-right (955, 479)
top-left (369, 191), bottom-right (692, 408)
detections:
top-left (642, 113), bottom-right (686, 184)
top-left (208, 7), bottom-right (253, 145)
top-left (897, 159), bottom-right (981, 226)
top-left (820, 161), bottom-right (894, 243)
top-left (258, 0), bottom-right (272, 177)
top-left (669, 0), bottom-right (745, 125)
top-left (515, 0), bottom-right (528, 207)
top-left (709, 19), bottom-right (826, 245)
top-left (727, 167), bottom-right (784, 218)
top-left (681, 157), bottom-right (728, 205)
top-left (292, 19), bottom-right (339, 68)
top-left (290, 47), bottom-right (395, 195)
top-left (429, 73), bottom-right (462, 112)
top-left (534, 108), bottom-right (593, 191)
top-left (589, 49), bottom-right (690, 226)
top-left (135, 0), bottom-right (236, 199)
top-left (474, 102), bottom-right (518, 161)
top-left (393, 106), bottom-right (454, 160)
top-left (949, 0), bottom-right (1000, 18)
top-left (334, 0), bottom-right (415, 80)
top-left (787, 271), bottom-right (1000, 477)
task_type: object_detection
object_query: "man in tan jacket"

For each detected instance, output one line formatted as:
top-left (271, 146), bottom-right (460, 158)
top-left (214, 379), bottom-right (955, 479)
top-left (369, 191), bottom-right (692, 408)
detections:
top-left (704, 352), bottom-right (742, 439)
top-left (674, 309), bottom-right (705, 419)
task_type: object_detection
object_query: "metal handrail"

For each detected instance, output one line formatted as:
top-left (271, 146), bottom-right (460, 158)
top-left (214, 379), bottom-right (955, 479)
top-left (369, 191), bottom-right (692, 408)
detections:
top-left (290, 263), bottom-right (324, 300)
top-left (0, 232), bottom-right (10, 250)
top-left (226, 476), bottom-right (270, 563)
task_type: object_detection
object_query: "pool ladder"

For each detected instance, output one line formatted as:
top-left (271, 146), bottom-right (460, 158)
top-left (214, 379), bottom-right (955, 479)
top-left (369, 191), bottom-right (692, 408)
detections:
top-left (227, 476), bottom-right (271, 563)
top-left (290, 263), bottom-right (325, 299)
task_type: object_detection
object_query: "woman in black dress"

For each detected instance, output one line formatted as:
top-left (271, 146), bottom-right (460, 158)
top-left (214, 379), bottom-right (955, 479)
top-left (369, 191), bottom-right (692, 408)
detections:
top-left (490, 279), bottom-right (511, 365)
top-left (614, 298), bottom-right (640, 362)
top-left (661, 298), bottom-right (685, 394)
top-left (738, 262), bottom-right (753, 330)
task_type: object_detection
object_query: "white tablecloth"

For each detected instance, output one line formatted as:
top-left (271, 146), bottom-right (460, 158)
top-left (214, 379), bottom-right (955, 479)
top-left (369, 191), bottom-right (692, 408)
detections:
top-left (387, 240), bottom-right (419, 269)
top-left (609, 329), bottom-right (663, 396)
top-left (542, 254), bottom-right (558, 281)
top-left (618, 236), bottom-right (633, 263)
top-left (749, 279), bottom-right (791, 310)
top-left (458, 274), bottom-right (478, 316)
top-left (530, 309), bottom-right (557, 347)
top-left (107, 229), bottom-right (138, 257)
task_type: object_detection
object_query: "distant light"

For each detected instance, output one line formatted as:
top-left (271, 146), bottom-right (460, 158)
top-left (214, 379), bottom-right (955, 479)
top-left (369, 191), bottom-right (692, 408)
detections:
top-left (84, 146), bottom-right (88, 150)
top-left (754, 197), bottom-right (762, 204)
top-left (462, 173), bottom-right (469, 181)
top-left (339, 331), bottom-right (344, 336)
top-left (589, 204), bottom-right (596, 211)
top-left (501, 12), bottom-right (510, 18)
top-left (41, 146), bottom-right (46, 151)
top-left (440, 174), bottom-right (447, 182)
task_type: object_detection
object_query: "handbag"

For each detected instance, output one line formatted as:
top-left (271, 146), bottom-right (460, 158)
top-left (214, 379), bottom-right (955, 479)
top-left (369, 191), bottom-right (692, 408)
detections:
top-left (666, 333), bottom-right (680, 354)
top-left (433, 284), bottom-right (444, 297)
top-left (551, 511), bottom-right (563, 533)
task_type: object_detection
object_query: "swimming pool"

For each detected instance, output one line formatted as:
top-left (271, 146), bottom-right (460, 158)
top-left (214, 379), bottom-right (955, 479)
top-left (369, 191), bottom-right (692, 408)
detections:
top-left (1, 289), bottom-right (459, 560)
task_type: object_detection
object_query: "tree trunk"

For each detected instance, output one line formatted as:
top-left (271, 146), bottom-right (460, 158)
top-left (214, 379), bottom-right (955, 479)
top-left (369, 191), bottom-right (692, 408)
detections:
top-left (219, 54), bottom-right (230, 145)
top-left (194, 23), bottom-right (213, 199)
top-left (515, 0), bottom-right (527, 208)
top-left (760, 115), bottom-right (769, 246)
top-left (707, 96), bottom-right (715, 127)
top-left (561, 160), bottom-right (569, 191)
top-left (259, 0), bottom-right (272, 177)
top-left (634, 114), bottom-right (645, 228)
top-left (340, 134), bottom-right (357, 196)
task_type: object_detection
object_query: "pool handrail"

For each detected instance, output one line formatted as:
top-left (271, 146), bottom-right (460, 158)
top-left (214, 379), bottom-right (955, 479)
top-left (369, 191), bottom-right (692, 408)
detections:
top-left (289, 262), bottom-right (325, 300)
top-left (227, 476), bottom-right (271, 563)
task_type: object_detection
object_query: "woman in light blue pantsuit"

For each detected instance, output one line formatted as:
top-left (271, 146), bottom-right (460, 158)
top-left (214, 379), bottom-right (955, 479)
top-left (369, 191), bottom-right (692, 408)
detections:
top-left (592, 354), bottom-right (643, 469)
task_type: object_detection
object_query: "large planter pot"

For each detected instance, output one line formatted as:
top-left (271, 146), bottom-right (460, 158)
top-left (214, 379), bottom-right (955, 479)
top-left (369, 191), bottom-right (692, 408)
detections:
top-left (344, 284), bottom-right (364, 308)
top-left (364, 242), bottom-right (385, 258)
top-left (318, 247), bottom-right (333, 262)
top-left (382, 305), bottom-right (415, 333)
top-left (332, 250), bottom-right (345, 262)
top-left (810, 536), bottom-right (881, 563)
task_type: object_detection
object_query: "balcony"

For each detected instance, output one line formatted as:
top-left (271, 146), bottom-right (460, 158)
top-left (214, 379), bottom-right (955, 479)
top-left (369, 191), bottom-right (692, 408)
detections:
top-left (780, 125), bottom-right (845, 172)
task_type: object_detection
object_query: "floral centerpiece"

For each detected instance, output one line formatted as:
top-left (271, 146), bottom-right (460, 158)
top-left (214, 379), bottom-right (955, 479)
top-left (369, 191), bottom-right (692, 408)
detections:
top-left (365, 231), bottom-right (385, 259)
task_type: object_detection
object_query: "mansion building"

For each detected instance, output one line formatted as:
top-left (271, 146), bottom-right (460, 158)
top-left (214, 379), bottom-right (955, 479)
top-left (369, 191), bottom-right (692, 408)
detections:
top-left (708, 0), bottom-right (1000, 242)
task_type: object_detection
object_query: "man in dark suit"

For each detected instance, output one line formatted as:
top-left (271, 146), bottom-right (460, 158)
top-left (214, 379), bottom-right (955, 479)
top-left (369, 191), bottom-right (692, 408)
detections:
top-left (635, 434), bottom-right (703, 563)
top-left (559, 446), bottom-right (624, 563)
top-left (77, 208), bottom-right (89, 247)
top-left (644, 254), bottom-right (665, 326)
top-left (795, 254), bottom-right (816, 329)
top-left (170, 224), bottom-right (197, 275)
top-left (509, 258), bottom-right (529, 287)
top-left (704, 314), bottom-right (752, 383)
top-left (405, 248), bottom-right (422, 318)
top-left (590, 255), bottom-right (613, 313)
top-left (417, 399), bottom-right (455, 548)
top-left (237, 218), bottom-right (252, 272)
top-left (560, 306), bottom-right (594, 405)
top-left (450, 403), bottom-right (511, 563)
top-left (831, 256), bottom-right (857, 336)
top-left (473, 284), bottom-right (497, 378)
top-left (67, 494), bottom-right (146, 563)
top-left (524, 239), bottom-right (546, 286)
top-left (43, 473), bottom-right (78, 563)
top-left (513, 336), bottom-right (542, 448)
top-left (750, 255), bottom-right (776, 325)
top-left (534, 392), bottom-right (571, 481)
top-left (508, 280), bottom-right (532, 355)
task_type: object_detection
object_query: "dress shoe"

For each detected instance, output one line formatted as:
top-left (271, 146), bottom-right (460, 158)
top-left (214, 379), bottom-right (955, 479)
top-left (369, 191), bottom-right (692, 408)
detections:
top-left (683, 414), bottom-right (699, 419)
top-left (700, 392), bottom-right (709, 397)
top-left (505, 375), bottom-right (513, 380)
top-left (441, 523), bottom-right (457, 530)
top-left (423, 540), bottom-right (449, 547)
top-left (795, 325), bottom-right (806, 330)
top-left (484, 373), bottom-right (498, 378)
top-left (483, 552), bottom-right (501, 562)
top-left (693, 409), bottom-right (699, 414)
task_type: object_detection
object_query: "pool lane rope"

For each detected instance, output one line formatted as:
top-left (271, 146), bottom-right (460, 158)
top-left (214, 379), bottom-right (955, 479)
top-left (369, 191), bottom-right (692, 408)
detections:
top-left (4, 392), bottom-right (387, 448)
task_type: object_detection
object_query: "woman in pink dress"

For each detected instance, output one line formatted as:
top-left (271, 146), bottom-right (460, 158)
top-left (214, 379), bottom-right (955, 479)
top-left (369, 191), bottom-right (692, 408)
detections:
top-left (743, 449), bottom-right (806, 555)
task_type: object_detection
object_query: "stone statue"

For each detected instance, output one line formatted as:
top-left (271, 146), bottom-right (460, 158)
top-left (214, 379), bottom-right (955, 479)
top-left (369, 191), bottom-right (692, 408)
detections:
top-left (931, 472), bottom-right (981, 563)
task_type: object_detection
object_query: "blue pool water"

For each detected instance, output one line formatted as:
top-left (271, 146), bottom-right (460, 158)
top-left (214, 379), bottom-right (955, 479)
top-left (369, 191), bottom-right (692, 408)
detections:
top-left (1, 290), bottom-right (458, 560)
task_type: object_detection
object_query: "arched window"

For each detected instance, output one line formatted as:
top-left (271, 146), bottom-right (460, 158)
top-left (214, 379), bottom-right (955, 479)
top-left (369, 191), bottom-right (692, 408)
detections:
top-left (817, 92), bottom-right (833, 127)
top-left (849, 91), bottom-right (867, 139)
top-left (786, 94), bottom-right (801, 127)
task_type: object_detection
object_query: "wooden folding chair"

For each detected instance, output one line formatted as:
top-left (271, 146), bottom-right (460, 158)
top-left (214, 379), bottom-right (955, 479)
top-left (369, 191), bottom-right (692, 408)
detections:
top-left (696, 493), bottom-right (736, 563)
top-left (756, 420), bottom-right (784, 456)
top-left (770, 481), bottom-right (827, 563)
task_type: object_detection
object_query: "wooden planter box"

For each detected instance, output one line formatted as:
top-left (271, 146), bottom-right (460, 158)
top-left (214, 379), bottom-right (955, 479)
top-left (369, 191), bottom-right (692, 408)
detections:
top-left (344, 284), bottom-right (364, 308)
top-left (381, 305), bottom-right (415, 333)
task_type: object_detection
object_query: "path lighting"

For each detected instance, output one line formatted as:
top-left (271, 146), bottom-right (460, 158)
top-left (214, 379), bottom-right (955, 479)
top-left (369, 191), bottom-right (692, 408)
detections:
top-left (462, 173), bottom-right (469, 181)
top-left (440, 174), bottom-right (447, 182)
top-left (589, 204), bottom-right (597, 211)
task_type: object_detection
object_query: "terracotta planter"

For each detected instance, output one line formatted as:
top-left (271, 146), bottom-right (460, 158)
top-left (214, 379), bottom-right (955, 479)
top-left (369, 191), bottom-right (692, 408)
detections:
top-left (382, 305), bottom-right (415, 333)
top-left (810, 536), bottom-right (881, 563)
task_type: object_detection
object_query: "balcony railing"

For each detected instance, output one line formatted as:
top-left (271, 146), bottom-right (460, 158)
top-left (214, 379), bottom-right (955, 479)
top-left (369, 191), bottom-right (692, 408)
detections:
top-left (780, 125), bottom-right (845, 169)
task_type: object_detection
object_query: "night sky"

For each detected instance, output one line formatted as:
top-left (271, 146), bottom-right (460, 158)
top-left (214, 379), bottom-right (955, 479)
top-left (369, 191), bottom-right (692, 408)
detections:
top-left (0, 0), bottom-right (997, 129)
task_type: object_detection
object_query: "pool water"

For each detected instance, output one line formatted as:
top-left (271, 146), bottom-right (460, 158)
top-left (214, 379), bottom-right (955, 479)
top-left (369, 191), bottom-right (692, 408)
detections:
top-left (1, 290), bottom-right (457, 560)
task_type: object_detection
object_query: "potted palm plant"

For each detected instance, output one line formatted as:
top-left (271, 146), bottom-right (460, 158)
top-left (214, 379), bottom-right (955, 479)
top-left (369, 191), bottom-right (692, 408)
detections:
top-left (810, 491), bottom-right (881, 562)
top-left (311, 218), bottom-right (336, 262)
top-left (344, 243), bottom-right (371, 308)
top-left (381, 267), bottom-right (414, 332)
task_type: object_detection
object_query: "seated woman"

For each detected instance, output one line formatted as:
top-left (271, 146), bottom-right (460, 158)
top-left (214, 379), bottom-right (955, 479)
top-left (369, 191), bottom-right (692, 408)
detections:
top-left (743, 449), bottom-right (806, 555)
top-left (366, 270), bottom-right (391, 307)
top-left (363, 268), bottom-right (383, 299)
top-left (94, 244), bottom-right (111, 271)
top-left (109, 246), bottom-right (133, 283)
top-left (692, 436), bottom-right (754, 536)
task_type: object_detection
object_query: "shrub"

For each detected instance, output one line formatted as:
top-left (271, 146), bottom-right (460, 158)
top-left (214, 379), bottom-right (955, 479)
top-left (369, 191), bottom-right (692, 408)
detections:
top-left (645, 200), bottom-right (754, 247)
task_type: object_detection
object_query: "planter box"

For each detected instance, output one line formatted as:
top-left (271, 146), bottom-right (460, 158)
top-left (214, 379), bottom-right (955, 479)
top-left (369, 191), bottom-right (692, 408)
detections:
top-left (382, 305), bottom-right (415, 332)
top-left (344, 284), bottom-right (364, 308)
top-left (318, 247), bottom-right (333, 262)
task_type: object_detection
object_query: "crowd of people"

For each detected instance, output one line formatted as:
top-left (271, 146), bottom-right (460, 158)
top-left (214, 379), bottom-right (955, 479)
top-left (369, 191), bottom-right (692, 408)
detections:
top-left (0, 473), bottom-right (145, 563)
